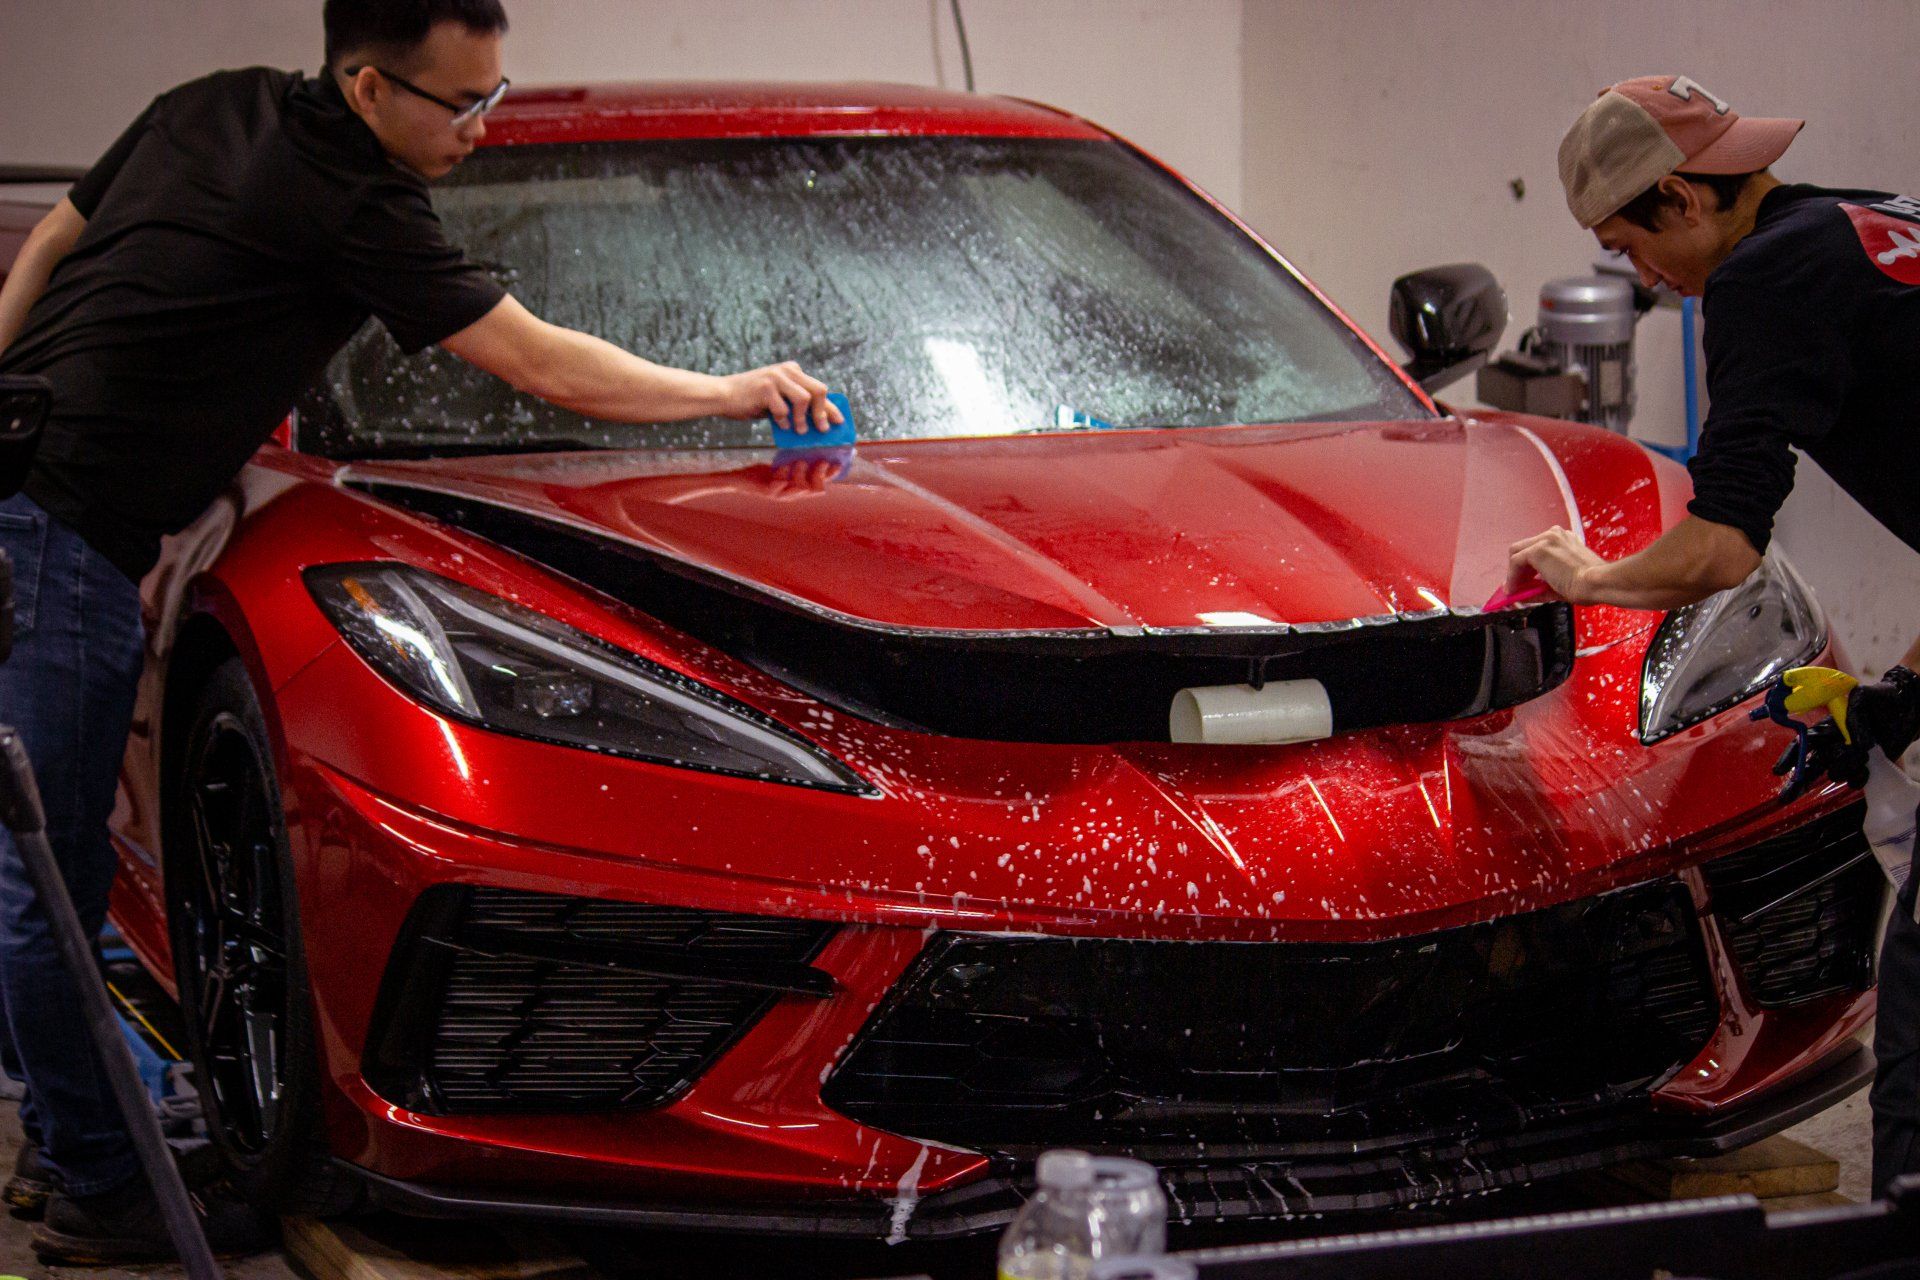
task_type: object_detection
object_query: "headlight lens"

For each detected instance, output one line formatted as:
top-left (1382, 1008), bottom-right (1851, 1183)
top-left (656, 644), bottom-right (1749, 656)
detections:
top-left (1639, 552), bottom-right (1826, 743)
top-left (306, 564), bottom-right (869, 793)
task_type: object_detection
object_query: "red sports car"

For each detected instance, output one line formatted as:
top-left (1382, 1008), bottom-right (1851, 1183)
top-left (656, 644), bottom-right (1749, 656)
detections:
top-left (15, 83), bottom-right (1884, 1237)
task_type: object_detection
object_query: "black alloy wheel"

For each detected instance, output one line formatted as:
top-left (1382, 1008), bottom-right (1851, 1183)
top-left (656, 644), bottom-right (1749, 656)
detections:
top-left (167, 657), bottom-right (360, 1215)
top-left (178, 709), bottom-right (288, 1155)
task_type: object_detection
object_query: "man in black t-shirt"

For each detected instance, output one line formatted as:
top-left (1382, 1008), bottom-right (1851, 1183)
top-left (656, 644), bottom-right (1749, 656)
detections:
top-left (1507, 74), bottom-right (1920, 1194)
top-left (0, 0), bottom-right (840, 1264)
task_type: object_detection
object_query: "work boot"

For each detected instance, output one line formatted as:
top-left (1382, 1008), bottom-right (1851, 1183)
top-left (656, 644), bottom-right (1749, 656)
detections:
top-left (30, 1176), bottom-right (275, 1265)
top-left (6, 1141), bottom-right (222, 1221)
top-left (4, 1143), bottom-right (60, 1216)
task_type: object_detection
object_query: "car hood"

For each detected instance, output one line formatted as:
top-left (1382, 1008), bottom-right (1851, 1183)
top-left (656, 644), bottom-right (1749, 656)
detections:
top-left (342, 416), bottom-right (1670, 635)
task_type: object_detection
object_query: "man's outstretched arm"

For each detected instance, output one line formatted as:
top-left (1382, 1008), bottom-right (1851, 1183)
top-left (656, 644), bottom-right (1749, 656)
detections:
top-left (0, 198), bottom-right (86, 355)
top-left (441, 294), bottom-right (843, 432)
top-left (1506, 515), bottom-right (1762, 611)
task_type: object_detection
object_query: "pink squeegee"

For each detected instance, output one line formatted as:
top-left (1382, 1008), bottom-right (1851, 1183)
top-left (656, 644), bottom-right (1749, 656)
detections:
top-left (1482, 578), bottom-right (1552, 612)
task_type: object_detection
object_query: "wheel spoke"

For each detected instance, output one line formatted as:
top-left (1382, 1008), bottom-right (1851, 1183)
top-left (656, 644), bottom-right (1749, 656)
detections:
top-left (242, 999), bottom-right (281, 1129)
top-left (186, 791), bottom-right (226, 916)
top-left (201, 965), bottom-right (231, 1042)
top-left (222, 909), bottom-right (285, 962)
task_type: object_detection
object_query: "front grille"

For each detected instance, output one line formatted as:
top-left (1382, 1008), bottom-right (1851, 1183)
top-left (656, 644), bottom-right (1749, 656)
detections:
top-left (822, 878), bottom-right (1715, 1153)
top-left (1703, 803), bottom-right (1885, 1008)
top-left (363, 887), bottom-right (835, 1115)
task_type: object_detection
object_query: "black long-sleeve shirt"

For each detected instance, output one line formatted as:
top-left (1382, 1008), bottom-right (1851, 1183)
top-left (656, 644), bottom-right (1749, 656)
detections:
top-left (1688, 183), bottom-right (1920, 555)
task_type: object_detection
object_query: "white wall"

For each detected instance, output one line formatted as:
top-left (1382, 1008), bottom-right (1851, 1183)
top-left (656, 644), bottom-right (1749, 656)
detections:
top-left (0, 0), bottom-right (1243, 206)
top-left (1240, 0), bottom-right (1920, 673)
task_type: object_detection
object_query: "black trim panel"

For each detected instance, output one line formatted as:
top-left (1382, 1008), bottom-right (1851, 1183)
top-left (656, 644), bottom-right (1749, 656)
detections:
top-left (348, 480), bottom-right (1577, 743)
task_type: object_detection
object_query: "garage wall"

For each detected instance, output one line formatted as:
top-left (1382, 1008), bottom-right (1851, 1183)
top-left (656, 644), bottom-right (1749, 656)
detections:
top-left (0, 0), bottom-right (1243, 206)
top-left (1240, 0), bottom-right (1920, 673)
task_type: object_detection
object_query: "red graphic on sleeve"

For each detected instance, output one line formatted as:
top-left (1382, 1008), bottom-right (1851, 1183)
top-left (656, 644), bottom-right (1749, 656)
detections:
top-left (1843, 201), bottom-right (1920, 285)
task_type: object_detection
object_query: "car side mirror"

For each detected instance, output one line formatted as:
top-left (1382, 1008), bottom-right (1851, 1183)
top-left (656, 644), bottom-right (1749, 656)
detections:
top-left (0, 375), bottom-right (51, 501)
top-left (1389, 264), bottom-right (1507, 394)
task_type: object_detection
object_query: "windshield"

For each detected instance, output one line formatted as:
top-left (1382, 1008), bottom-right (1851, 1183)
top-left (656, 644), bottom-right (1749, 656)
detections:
top-left (304, 137), bottom-right (1427, 458)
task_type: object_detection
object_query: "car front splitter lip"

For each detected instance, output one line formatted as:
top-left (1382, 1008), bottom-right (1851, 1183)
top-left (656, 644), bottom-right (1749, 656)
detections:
top-left (337, 1040), bottom-right (1873, 1241)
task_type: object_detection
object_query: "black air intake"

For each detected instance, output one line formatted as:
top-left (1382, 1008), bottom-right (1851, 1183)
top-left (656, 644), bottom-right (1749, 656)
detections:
top-left (363, 887), bottom-right (835, 1114)
top-left (821, 877), bottom-right (1715, 1153)
top-left (1703, 803), bottom-right (1885, 1009)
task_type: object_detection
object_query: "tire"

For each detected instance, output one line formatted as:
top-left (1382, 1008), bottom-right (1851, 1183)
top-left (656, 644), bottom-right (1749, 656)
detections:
top-left (165, 657), bottom-right (361, 1217)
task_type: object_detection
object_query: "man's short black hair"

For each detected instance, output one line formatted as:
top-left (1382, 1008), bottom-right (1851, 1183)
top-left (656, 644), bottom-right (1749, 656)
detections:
top-left (324, 0), bottom-right (509, 71)
top-left (1614, 171), bottom-right (1760, 232)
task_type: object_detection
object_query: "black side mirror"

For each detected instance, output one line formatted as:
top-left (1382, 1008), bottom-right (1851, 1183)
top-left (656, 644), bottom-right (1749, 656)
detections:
top-left (0, 375), bottom-right (51, 501)
top-left (1389, 264), bottom-right (1508, 394)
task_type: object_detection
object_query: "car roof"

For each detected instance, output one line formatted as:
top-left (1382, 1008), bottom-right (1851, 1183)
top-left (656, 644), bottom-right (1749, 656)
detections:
top-left (482, 81), bottom-right (1111, 146)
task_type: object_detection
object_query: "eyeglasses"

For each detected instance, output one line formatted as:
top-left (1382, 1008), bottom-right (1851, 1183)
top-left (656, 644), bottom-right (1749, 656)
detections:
top-left (347, 65), bottom-right (511, 126)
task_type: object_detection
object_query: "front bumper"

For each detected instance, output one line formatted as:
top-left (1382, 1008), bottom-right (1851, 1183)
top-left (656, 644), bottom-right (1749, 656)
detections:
top-left (309, 779), bottom-right (1881, 1238)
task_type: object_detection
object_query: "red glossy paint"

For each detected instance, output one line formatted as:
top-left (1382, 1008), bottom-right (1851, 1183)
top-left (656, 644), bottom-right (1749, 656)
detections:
top-left (481, 80), bottom-right (1107, 146)
top-left (0, 81), bottom-right (1862, 1228)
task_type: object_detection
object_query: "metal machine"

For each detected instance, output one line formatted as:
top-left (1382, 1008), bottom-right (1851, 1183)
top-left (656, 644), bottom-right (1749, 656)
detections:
top-left (1478, 271), bottom-right (1649, 433)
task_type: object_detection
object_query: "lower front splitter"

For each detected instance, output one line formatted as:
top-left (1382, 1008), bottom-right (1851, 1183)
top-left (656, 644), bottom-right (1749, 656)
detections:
top-left (341, 1039), bottom-right (1873, 1241)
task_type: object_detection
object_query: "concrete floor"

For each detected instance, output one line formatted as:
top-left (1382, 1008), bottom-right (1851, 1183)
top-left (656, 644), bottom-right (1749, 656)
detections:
top-left (0, 1082), bottom-right (1878, 1279)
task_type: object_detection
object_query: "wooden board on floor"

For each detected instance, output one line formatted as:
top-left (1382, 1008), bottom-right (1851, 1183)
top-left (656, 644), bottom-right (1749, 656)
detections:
top-left (1610, 1135), bottom-right (1841, 1201)
top-left (283, 1215), bottom-right (598, 1280)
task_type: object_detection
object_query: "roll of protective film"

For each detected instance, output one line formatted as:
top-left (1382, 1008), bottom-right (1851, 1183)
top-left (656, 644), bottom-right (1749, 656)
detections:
top-left (1168, 679), bottom-right (1332, 745)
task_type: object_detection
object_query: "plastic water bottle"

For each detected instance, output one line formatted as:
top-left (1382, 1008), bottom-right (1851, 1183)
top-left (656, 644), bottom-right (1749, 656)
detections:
top-left (1864, 751), bottom-right (1920, 919)
top-left (1087, 1156), bottom-right (1168, 1257)
top-left (999, 1152), bottom-right (1169, 1280)
top-left (1000, 1150), bottom-right (1098, 1280)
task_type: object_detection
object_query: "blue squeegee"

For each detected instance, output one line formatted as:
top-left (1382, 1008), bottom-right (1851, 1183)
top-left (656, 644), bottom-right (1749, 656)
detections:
top-left (770, 391), bottom-right (856, 450)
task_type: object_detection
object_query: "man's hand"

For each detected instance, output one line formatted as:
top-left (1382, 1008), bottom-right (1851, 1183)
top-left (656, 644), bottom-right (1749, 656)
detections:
top-left (1760, 666), bottom-right (1920, 801)
top-left (714, 361), bottom-right (842, 435)
top-left (1851, 667), bottom-right (1920, 761)
top-left (1503, 516), bottom-right (1761, 612)
top-left (1505, 527), bottom-right (1604, 602)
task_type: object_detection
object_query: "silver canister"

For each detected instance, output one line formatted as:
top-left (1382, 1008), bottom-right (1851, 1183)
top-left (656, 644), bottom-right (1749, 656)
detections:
top-left (1530, 275), bottom-right (1638, 432)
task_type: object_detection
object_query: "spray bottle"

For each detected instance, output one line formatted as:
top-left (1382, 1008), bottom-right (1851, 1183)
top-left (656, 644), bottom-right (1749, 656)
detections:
top-left (1762, 667), bottom-right (1920, 918)
top-left (1863, 750), bottom-right (1920, 906)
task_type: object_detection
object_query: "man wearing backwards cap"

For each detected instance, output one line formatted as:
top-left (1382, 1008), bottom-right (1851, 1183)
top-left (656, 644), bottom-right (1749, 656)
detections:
top-left (1506, 74), bottom-right (1920, 1193)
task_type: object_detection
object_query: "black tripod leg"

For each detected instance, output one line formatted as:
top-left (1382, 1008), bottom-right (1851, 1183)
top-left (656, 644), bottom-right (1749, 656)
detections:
top-left (0, 727), bottom-right (222, 1278)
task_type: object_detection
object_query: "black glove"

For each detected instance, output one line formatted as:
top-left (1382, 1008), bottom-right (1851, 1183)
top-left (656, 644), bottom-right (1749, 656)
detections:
top-left (1848, 665), bottom-right (1920, 760)
top-left (1775, 717), bottom-right (1870, 800)
top-left (1771, 666), bottom-right (1920, 801)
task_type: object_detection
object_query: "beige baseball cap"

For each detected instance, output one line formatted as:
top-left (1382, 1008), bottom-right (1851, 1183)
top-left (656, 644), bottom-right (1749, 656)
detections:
top-left (1559, 75), bottom-right (1804, 228)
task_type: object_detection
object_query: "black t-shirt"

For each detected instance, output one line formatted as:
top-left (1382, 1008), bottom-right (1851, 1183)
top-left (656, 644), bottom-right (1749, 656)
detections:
top-left (0, 67), bottom-right (505, 580)
top-left (1688, 183), bottom-right (1920, 555)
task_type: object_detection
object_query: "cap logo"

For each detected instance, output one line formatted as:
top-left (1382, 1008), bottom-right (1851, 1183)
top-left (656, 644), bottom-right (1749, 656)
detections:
top-left (1668, 76), bottom-right (1730, 114)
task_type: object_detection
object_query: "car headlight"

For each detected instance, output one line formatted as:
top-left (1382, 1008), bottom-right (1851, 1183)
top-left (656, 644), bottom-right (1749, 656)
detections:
top-left (306, 564), bottom-right (870, 793)
top-left (1639, 552), bottom-right (1827, 744)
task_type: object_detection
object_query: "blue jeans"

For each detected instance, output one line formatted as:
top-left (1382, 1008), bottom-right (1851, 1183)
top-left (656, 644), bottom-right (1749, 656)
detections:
top-left (0, 492), bottom-right (145, 1196)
